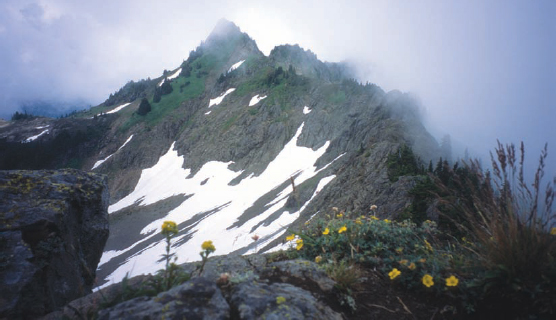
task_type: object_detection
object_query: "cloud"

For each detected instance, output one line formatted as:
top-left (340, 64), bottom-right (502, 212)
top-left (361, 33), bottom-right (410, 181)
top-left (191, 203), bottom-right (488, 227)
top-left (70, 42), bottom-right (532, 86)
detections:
top-left (0, 0), bottom-right (553, 177)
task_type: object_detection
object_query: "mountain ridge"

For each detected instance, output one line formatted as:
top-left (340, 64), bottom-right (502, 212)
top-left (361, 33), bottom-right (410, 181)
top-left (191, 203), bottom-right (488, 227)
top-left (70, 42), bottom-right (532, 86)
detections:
top-left (0, 19), bottom-right (441, 288)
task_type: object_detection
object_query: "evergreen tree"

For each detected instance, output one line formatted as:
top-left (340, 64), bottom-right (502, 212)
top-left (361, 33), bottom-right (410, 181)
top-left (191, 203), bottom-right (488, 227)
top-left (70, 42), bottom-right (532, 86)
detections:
top-left (160, 80), bottom-right (173, 95)
top-left (217, 73), bottom-right (225, 84)
top-left (153, 88), bottom-right (162, 103)
top-left (137, 98), bottom-right (152, 116)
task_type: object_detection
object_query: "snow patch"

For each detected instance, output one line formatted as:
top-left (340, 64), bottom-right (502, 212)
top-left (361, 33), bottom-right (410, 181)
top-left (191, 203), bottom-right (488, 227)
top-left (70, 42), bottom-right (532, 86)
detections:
top-left (246, 175), bottom-right (336, 255)
top-left (208, 88), bottom-right (235, 108)
top-left (205, 111), bottom-right (212, 115)
top-left (100, 123), bottom-right (342, 286)
top-left (106, 102), bottom-right (131, 114)
top-left (35, 125), bottom-right (50, 129)
top-left (303, 106), bottom-right (312, 114)
top-left (92, 135), bottom-right (133, 170)
top-left (228, 60), bottom-right (245, 73)
top-left (249, 94), bottom-right (267, 107)
top-left (22, 129), bottom-right (49, 143)
top-left (158, 68), bottom-right (182, 86)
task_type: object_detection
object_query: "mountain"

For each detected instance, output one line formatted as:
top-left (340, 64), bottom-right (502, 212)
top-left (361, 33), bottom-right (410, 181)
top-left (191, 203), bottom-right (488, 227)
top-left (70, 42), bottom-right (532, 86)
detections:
top-left (0, 19), bottom-right (440, 288)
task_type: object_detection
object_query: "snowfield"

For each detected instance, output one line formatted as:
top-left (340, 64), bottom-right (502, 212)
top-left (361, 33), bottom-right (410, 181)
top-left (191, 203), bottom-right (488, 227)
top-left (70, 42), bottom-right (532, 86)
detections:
top-left (208, 88), bottom-right (236, 107)
top-left (303, 106), bottom-right (312, 114)
top-left (228, 60), bottom-right (245, 73)
top-left (91, 135), bottom-right (133, 170)
top-left (158, 68), bottom-right (182, 86)
top-left (249, 94), bottom-right (267, 106)
top-left (99, 122), bottom-right (342, 287)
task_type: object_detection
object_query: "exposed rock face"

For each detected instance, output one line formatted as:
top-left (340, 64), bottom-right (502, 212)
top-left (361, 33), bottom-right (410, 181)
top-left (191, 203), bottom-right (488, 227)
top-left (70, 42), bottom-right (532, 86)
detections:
top-left (97, 277), bottom-right (231, 320)
top-left (44, 256), bottom-right (344, 320)
top-left (0, 169), bottom-right (109, 319)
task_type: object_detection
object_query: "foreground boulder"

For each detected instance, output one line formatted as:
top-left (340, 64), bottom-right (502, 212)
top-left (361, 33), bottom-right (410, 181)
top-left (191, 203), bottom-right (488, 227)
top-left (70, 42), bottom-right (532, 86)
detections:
top-left (43, 256), bottom-right (344, 319)
top-left (0, 169), bottom-right (109, 319)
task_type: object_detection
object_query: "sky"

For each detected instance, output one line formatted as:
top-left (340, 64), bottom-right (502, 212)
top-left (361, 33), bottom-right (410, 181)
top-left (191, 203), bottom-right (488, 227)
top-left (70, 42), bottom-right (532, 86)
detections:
top-left (1, 0), bottom-right (554, 177)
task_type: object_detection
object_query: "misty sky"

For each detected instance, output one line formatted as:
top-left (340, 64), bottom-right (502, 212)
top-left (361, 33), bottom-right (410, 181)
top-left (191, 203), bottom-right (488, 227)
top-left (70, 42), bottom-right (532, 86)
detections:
top-left (1, 0), bottom-right (554, 177)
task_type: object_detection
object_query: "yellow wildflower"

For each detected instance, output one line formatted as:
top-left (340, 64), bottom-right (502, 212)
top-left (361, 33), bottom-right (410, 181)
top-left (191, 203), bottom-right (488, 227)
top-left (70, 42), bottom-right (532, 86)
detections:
top-left (337, 213), bottom-right (343, 218)
top-left (446, 275), bottom-right (459, 287)
top-left (161, 221), bottom-right (178, 236)
top-left (322, 228), bottom-right (330, 235)
top-left (424, 239), bottom-right (433, 252)
top-left (315, 256), bottom-right (323, 263)
top-left (399, 259), bottom-right (408, 266)
top-left (370, 216), bottom-right (379, 220)
top-left (360, 215), bottom-right (366, 219)
top-left (286, 234), bottom-right (295, 241)
top-left (276, 296), bottom-right (286, 304)
top-left (408, 262), bottom-right (416, 270)
top-left (422, 274), bottom-right (434, 287)
top-left (551, 227), bottom-right (556, 235)
top-left (355, 218), bottom-right (363, 225)
top-left (388, 268), bottom-right (401, 280)
top-left (338, 225), bottom-right (347, 233)
top-left (201, 240), bottom-right (216, 253)
top-left (384, 219), bottom-right (391, 223)
top-left (296, 239), bottom-right (303, 250)
top-left (419, 258), bottom-right (426, 263)
top-left (396, 247), bottom-right (403, 253)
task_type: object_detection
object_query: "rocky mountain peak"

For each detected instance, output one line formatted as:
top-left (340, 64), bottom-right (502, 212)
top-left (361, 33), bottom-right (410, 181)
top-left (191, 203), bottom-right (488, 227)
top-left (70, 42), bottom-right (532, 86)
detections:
top-left (203, 19), bottom-right (261, 57)
top-left (209, 18), bottom-right (243, 39)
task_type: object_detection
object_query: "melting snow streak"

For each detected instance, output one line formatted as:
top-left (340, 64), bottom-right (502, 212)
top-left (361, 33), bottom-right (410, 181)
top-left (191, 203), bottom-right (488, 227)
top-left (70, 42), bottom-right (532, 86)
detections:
top-left (158, 68), bottom-right (182, 86)
top-left (92, 135), bottom-right (133, 170)
top-left (208, 88), bottom-right (235, 107)
top-left (249, 94), bottom-right (267, 106)
top-left (106, 103), bottom-right (131, 114)
top-left (228, 60), bottom-right (245, 73)
top-left (22, 129), bottom-right (49, 143)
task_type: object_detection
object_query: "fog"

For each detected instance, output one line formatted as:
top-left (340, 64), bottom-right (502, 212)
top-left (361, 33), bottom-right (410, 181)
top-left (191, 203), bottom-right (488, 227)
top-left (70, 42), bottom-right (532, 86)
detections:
top-left (1, 0), bottom-right (554, 177)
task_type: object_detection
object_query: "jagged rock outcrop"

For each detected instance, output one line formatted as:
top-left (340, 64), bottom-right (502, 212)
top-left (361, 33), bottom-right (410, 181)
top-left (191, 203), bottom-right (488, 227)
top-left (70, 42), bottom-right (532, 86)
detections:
top-left (43, 256), bottom-right (344, 320)
top-left (0, 169), bottom-right (109, 319)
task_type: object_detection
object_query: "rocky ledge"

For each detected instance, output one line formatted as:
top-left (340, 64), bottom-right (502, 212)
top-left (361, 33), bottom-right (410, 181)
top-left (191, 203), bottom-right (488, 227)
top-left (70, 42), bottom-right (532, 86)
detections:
top-left (0, 169), bottom-right (109, 319)
top-left (43, 255), bottom-right (347, 320)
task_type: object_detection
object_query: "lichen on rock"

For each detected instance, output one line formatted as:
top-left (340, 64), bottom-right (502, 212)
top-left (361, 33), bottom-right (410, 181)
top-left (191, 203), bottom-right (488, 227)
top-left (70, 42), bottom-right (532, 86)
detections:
top-left (0, 169), bottom-right (109, 319)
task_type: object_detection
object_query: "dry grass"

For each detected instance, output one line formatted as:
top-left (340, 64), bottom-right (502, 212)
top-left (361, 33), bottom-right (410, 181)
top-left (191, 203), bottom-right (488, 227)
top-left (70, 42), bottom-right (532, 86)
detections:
top-left (435, 141), bottom-right (556, 315)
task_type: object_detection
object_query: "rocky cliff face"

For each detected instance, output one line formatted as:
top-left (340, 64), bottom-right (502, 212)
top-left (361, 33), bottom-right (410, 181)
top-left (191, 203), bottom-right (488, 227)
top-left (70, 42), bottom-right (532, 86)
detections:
top-left (0, 169), bottom-right (109, 319)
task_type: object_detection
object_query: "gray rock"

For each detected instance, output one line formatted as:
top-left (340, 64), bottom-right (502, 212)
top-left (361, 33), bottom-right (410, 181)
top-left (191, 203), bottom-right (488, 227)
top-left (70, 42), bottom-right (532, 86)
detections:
top-left (198, 254), bottom-right (267, 281)
top-left (230, 281), bottom-right (342, 320)
top-left (97, 277), bottom-right (230, 320)
top-left (0, 169), bottom-right (109, 319)
top-left (263, 259), bottom-right (336, 293)
top-left (40, 274), bottom-right (153, 320)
